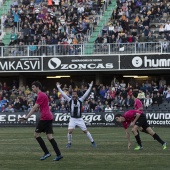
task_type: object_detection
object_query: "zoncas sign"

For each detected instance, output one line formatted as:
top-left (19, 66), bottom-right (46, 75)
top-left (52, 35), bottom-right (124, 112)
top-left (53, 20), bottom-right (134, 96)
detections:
top-left (53, 63), bottom-right (113, 69)
top-left (43, 56), bottom-right (119, 71)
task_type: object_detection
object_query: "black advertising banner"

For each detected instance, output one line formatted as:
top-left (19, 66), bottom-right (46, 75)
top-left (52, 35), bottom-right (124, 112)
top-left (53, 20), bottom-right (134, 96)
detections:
top-left (52, 112), bottom-right (116, 127)
top-left (0, 57), bottom-right (41, 71)
top-left (0, 111), bottom-right (170, 127)
top-left (0, 112), bottom-right (116, 127)
top-left (146, 111), bottom-right (170, 126)
top-left (120, 54), bottom-right (170, 70)
top-left (43, 56), bottom-right (119, 71)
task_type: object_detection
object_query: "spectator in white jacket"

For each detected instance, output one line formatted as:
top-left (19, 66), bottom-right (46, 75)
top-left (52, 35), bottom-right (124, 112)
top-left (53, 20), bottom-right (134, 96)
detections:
top-left (164, 21), bottom-right (170, 33)
top-left (105, 104), bottom-right (113, 112)
top-left (143, 95), bottom-right (153, 108)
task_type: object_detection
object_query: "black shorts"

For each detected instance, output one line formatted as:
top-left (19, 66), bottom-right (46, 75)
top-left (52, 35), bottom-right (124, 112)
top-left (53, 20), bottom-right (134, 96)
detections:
top-left (135, 114), bottom-right (150, 130)
top-left (35, 120), bottom-right (54, 134)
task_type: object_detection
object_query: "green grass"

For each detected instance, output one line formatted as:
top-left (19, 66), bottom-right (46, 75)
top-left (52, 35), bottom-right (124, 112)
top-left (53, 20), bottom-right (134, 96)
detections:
top-left (0, 127), bottom-right (169, 170)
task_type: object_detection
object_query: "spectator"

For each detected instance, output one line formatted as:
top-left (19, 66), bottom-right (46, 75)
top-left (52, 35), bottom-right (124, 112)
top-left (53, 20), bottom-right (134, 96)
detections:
top-left (29, 42), bottom-right (37, 56)
top-left (118, 96), bottom-right (125, 107)
top-left (143, 94), bottom-right (153, 108)
top-left (147, 32), bottom-right (154, 42)
top-left (11, 7), bottom-right (21, 29)
top-left (24, 85), bottom-right (31, 95)
top-left (153, 92), bottom-right (162, 106)
top-left (21, 25), bottom-right (30, 45)
top-left (18, 83), bottom-right (26, 93)
top-left (143, 26), bottom-right (150, 37)
top-left (10, 85), bottom-right (19, 95)
top-left (11, 0), bottom-right (18, 8)
top-left (27, 100), bottom-right (34, 112)
top-left (0, 40), bottom-right (5, 54)
top-left (89, 99), bottom-right (97, 112)
top-left (4, 104), bottom-right (14, 113)
top-left (97, 101), bottom-right (104, 112)
top-left (137, 90), bottom-right (145, 102)
top-left (13, 42), bottom-right (25, 56)
top-left (124, 95), bottom-right (134, 108)
top-left (99, 85), bottom-right (107, 99)
top-left (164, 21), bottom-right (170, 34)
top-left (165, 89), bottom-right (170, 103)
top-left (13, 97), bottom-right (22, 111)
top-left (20, 96), bottom-right (28, 111)
top-left (49, 96), bottom-right (57, 112)
top-left (9, 30), bottom-right (17, 46)
top-left (133, 82), bottom-right (140, 93)
top-left (142, 17), bottom-right (150, 28)
top-left (82, 100), bottom-right (90, 112)
top-left (59, 104), bottom-right (67, 112)
top-left (112, 105), bottom-right (118, 111)
top-left (162, 85), bottom-right (168, 98)
top-left (104, 104), bottom-right (112, 112)
top-left (137, 33), bottom-right (147, 49)
top-left (159, 77), bottom-right (166, 88)
top-left (162, 38), bottom-right (170, 52)
top-left (2, 82), bottom-right (9, 94)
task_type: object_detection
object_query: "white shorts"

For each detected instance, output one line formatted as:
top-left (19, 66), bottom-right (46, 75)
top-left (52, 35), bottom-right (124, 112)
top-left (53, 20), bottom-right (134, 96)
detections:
top-left (68, 117), bottom-right (87, 131)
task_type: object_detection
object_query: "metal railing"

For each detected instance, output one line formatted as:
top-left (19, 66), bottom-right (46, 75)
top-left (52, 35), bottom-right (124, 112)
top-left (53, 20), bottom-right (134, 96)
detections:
top-left (0, 42), bottom-right (169, 57)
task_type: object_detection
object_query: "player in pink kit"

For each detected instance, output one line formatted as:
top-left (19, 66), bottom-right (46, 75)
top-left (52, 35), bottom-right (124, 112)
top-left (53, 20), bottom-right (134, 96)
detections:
top-left (19, 81), bottom-right (63, 161)
top-left (132, 92), bottom-right (143, 112)
top-left (115, 109), bottom-right (167, 150)
top-left (131, 92), bottom-right (144, 150)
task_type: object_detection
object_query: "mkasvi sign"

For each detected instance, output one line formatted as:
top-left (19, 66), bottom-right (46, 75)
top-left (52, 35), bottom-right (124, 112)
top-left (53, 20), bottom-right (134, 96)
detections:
top-left (43, 56), bottom-right (118, 71)
top-left (0, 57), bottom-right (41, 71)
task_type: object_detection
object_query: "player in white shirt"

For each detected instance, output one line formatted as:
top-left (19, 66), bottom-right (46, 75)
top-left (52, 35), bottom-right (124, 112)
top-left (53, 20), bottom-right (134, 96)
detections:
top-left (56, 81), bottom-right (97, 148)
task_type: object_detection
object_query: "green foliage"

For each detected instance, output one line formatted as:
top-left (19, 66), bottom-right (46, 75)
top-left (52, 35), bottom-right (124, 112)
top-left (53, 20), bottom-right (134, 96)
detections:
top-left (0, 127), bottom-right (169, 170)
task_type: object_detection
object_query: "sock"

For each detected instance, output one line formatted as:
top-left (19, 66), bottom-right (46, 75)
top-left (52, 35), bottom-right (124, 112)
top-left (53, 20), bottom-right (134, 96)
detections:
top-left (135, 134), bottom-right (142, 147)
top-left (153, 133), bottom-right (165, 145)
top-left (86, 131), bottom-right (94, 143)
top-left (36, 137), bottom-right (49, 154)
top-left (49, 138), bottom-right (61, 156)
top-left (67, 133), bottom-right (72, 144)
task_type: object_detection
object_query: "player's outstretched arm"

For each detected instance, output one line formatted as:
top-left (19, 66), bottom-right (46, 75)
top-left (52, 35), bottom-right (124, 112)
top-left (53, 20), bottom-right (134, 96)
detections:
top-left (56, 82), bottom-right (71, 102)
top-left (80, 81), bottom-right (93, 101)
top-left (19, 103), bottom-right (39, 122)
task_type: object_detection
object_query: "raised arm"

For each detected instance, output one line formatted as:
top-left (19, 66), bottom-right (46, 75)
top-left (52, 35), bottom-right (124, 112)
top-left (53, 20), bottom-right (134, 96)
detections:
top-left (56, 82), bottom-right (71, 102)
top-left (80, 81), bottom-right (93, 102)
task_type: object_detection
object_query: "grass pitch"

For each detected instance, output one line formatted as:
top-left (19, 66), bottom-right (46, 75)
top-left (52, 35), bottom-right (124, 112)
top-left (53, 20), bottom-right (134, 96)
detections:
top-left (0, 127), bottom-right (169, 170)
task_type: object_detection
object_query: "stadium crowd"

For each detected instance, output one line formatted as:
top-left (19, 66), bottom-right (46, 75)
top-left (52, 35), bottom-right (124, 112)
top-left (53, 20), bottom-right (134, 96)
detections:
top-left (1, 0), bottom-right (170, 55)
top-left (1, 0), bottom-right (108, 55)
top-left (0, 77), bottom-right (170, 113)
top-left (94, 0), bottom-right (170, 52)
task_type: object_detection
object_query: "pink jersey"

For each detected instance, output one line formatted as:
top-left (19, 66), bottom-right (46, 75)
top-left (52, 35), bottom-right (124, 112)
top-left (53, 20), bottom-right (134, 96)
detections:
top-left (122, 110), bottom-right (143, 129)
top-left (134, 98), bottom-right (143, 110)
top-left (36, 91), bottom-right (53, 120)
